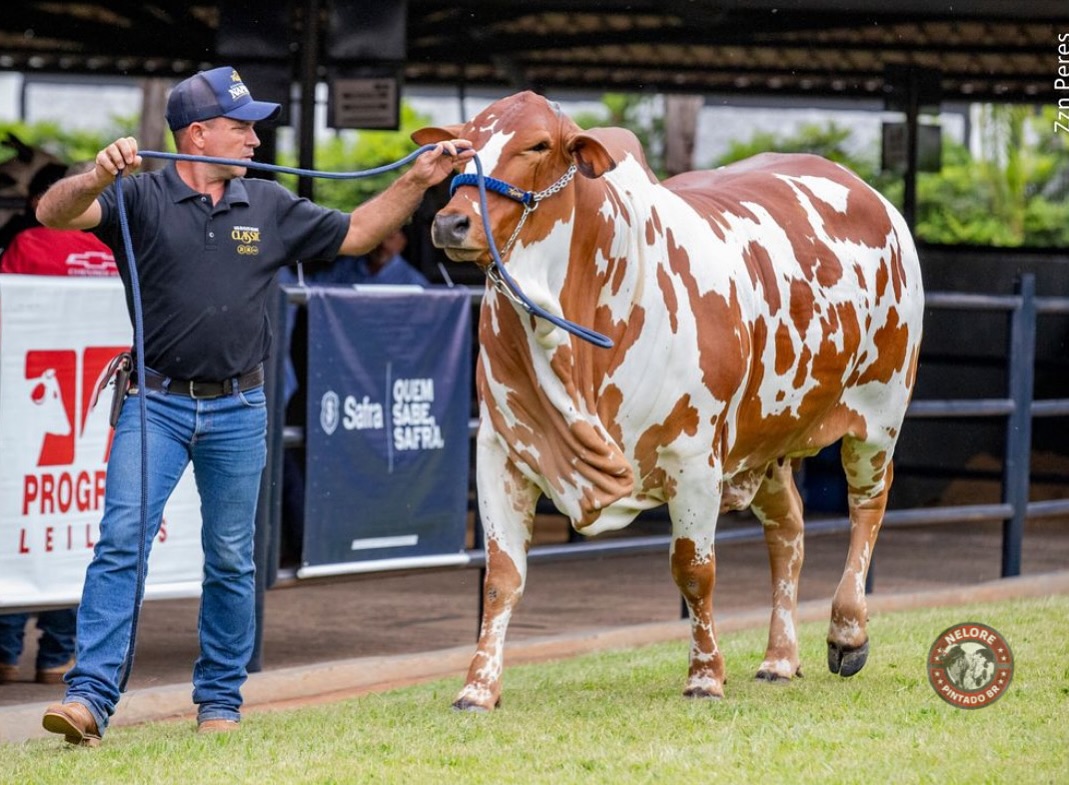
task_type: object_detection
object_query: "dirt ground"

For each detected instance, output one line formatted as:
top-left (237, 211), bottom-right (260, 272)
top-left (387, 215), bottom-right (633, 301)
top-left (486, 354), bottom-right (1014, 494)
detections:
top-left (2, 513), bottom-right (1066, 709)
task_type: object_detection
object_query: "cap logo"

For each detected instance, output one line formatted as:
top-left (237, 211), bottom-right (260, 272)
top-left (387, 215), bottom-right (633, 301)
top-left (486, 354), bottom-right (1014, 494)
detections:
top-left (166, 65), bottom-right (281, 132)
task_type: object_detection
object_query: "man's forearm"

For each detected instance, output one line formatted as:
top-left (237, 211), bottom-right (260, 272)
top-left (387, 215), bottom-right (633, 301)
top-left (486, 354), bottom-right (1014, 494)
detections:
top-left (342, 172), bottom-right (428, 256)
top-left (36, 170), bottom-right (108, 229)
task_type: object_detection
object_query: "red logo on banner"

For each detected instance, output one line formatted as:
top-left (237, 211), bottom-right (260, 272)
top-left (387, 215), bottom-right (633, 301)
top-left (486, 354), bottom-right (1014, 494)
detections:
top-left (25, 347), bottom-right (126, 466)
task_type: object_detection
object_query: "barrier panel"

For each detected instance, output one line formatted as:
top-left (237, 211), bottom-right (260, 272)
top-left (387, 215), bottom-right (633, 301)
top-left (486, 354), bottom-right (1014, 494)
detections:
top-left (271, 274), bottom-right (1068, 598)
top-left (5, 273), bottom-right (1066, 622)
top-left (298, 285), bottom-right (472, 576)
top-left (0, 276), bottom-right (204, 612)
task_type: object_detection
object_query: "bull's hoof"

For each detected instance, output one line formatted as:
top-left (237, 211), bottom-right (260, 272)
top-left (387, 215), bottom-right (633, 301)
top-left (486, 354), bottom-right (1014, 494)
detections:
top-left (682, 684), bottom-right (724, 700)
top-left (451, 695), bottom-right (501, 713)
top-left (682, 690), bottom-right (723, 701)
top-left (827, 639), bottom-right (869, 677)
top-left (755, 665), bottom-right (802, 683)
top-left (755, 670), bottom-right (790, 684)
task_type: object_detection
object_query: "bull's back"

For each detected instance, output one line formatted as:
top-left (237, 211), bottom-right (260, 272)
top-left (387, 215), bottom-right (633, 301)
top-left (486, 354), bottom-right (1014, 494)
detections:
top-left (664, 153), bottom-right (922, 469)
top-left (665, 153), bottom-right (890, 245)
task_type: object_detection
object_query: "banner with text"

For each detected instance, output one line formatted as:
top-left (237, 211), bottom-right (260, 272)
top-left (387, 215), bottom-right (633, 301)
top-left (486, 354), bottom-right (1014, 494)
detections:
top-left (303, 287), bottom-right (471, 572)
top-left (0, 276), bottom-right (204, 609)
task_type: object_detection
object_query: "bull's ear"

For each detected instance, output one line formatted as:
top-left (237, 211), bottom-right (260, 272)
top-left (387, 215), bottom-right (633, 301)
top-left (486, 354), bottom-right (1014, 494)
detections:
top-left (411, 125), bottom-right (465, 145)
top-left (567, 131), bottom-right (617, 179)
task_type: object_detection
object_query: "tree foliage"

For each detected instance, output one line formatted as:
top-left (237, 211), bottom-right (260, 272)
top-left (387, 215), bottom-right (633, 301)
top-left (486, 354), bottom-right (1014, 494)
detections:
top-left (274, 103), bottom-right (435, 210)
top-left (707, 105), bottom-right (1069, 248)
top-left (912, 106), bottom-right (1069, 246)
top-left (573, 93), bottom-right (667, 177)
top-left (6, 97), bottom-right (1068, 247)
top-left (0, 115), bottom-right (140, 167)
top-left (715, 121), bottom-right (878, 177)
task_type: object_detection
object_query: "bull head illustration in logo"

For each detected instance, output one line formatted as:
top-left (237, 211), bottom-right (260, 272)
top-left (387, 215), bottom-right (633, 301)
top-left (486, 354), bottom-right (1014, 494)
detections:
top-left (28, 367), bottom-right (74, 464)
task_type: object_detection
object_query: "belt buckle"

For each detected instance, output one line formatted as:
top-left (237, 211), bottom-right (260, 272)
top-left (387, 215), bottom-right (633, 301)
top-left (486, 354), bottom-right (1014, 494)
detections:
top-left (188, 379), bottom-right (201, 399)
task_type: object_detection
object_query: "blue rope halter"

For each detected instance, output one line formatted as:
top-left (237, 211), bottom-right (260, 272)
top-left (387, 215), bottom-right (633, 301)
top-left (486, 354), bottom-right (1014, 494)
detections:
top-left (450, 158), bottom-right (613, 349)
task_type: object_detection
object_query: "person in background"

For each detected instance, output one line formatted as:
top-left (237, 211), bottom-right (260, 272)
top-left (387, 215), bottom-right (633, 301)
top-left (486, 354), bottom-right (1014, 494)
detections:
top-left (0, 611), bottom-right (76, 687)
top-left (0, 161), bottom-right (118, 688)
top-left (348, 227), bottom-right (429, 287)
top-left (33, 65), bottom-right (471, 747)
top-left (0, 161), bottom-right (116, 275)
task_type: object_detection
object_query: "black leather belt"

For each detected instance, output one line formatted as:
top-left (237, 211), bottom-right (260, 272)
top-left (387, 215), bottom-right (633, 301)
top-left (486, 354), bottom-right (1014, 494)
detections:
top-left (132, 364), bottom-right (264, 399)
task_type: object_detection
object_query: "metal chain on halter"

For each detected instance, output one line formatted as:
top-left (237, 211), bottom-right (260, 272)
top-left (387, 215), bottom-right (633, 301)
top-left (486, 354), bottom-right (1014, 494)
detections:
top-left (534, 163), bottom-right (578, 200)
top-left (490, 164), bottom-right (579, 305)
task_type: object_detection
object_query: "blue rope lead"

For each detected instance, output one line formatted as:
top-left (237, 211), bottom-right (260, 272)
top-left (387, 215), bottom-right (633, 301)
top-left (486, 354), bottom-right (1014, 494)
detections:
top-left (113, 171), bottom-right (148, 692)
top-left (111, 143), bottom-right (611, 691)
top-left (133, 148), bottom-right (433, 180)
top-left (135, 147), bottom-right (615, 349)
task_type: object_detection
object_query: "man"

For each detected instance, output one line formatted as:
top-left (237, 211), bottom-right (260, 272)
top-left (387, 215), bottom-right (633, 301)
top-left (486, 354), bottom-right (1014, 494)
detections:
top-left (327, 227), bottom-right (427, 288)
top-left (35, 65), bottom-right (473, 746)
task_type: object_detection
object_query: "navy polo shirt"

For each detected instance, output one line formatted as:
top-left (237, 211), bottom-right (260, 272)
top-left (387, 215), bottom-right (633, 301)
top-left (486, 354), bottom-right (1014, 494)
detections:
top-left (95, 164), bottom-right (350, 381)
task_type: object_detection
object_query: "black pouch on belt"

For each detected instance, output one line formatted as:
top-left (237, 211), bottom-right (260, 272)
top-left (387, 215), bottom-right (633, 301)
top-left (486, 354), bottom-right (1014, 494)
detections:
top-left (109, 353), bottom-right (133, 428)
top-left (91, 351), bottom-right (134, 428)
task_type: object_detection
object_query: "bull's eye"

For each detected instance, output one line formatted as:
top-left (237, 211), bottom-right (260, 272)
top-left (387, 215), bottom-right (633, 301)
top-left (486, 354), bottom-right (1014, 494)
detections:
top-left (529, 141), bottom-right (551, 153)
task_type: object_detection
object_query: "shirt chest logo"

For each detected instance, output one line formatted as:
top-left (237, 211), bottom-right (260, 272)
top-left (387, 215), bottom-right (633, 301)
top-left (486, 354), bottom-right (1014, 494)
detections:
top-left (231, 225), bottom-right (262, 256)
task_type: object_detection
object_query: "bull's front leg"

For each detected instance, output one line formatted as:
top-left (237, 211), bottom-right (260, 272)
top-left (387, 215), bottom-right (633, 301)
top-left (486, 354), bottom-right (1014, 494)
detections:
top-left (668, 467), bottom-right (725, 699)
top-left (454, 432), bottom-right (539, 712)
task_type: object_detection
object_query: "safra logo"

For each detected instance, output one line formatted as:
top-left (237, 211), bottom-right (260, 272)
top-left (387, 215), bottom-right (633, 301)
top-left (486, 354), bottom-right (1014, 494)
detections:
top-left (927, 622), bottom-right (1013, 709)
top-left (320, 391), bottom-right (340, 436)
top-left (320, 390), bottom-right (385, 435)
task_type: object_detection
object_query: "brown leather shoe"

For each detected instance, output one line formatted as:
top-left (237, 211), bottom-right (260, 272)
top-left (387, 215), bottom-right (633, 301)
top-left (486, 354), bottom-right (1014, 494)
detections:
top-left (36, 658), bottom-right (74, 685)
top-left (0, 663), bottom-right (18, 684)
top-left (42, 702), bottom-right (101, 747)
top-left (197, 718), bottom-right (240, 734)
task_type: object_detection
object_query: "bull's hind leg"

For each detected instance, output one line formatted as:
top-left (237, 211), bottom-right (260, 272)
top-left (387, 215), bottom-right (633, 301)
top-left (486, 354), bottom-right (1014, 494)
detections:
top-left (454, 436), bottom-right (539, 712)
top-left (828, 437), bottom-right (894, 677)
top-left (749, 458), bottom-right (805, 683)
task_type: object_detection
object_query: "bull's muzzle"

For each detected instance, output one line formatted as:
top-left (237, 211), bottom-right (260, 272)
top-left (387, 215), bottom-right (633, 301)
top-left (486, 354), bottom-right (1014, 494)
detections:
top-left (431, 212), bottom-right (471, 249)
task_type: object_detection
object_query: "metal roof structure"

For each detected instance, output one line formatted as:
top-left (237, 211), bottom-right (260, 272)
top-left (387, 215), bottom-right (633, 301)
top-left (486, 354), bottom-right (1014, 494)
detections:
top-left (1, 2), bottom-right (1067, 104)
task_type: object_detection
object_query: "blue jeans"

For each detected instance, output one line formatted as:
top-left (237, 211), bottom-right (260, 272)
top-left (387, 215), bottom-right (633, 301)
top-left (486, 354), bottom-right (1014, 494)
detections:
top-left (63, 382), bottom-right (267, 733)
top-left (0, 609), bottom-right (77, 669)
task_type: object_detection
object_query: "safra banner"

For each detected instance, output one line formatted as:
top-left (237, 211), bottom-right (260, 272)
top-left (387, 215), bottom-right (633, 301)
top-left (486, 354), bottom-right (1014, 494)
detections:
top-left (302, 286), bottom-right (472, 575)
top-left (0, 276), bottom-right (204, 610)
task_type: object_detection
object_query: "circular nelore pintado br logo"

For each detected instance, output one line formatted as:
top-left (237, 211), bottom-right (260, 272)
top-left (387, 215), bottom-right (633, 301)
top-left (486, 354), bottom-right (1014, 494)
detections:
top-left (927, 622), bottom-right (1013, 709)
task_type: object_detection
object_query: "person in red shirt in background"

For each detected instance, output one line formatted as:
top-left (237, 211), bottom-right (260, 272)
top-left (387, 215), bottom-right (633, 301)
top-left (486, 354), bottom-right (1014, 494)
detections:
top-left (0, 161), bottom-right (116, 688)
top-left (0, 162), bottom-right (117, 276)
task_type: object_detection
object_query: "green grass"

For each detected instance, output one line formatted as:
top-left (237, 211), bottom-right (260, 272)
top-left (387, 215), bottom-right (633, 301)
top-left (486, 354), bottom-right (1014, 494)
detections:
top-left (4, 596), bottom-right (1067, 785)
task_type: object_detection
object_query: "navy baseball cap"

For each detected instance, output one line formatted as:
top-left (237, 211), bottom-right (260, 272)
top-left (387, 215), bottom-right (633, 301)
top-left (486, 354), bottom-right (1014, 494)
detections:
top-left (166, 66), bottom-right (281, 132)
